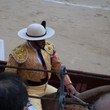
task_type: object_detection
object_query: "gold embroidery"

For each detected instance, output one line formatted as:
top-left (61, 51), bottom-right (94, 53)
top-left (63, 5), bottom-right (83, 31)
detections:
top-left (44, 40), bottom-right (54, 54)
top-left (11, 44), bottom-right (28, 63)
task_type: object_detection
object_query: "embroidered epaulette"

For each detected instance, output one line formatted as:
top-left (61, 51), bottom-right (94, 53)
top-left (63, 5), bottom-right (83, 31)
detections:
top-left (44, 40), bottom-right (54, 54)
top-left (11, 44), bottom-right (28, 63)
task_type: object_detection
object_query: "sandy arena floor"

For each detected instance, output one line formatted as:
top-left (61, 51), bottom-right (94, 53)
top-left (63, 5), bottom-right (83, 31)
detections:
top-left (0, 0), bottom-right (110, 74)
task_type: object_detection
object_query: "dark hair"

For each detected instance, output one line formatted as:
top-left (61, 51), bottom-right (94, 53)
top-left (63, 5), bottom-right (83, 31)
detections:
top-left (0, 72), bottom-right (28, 110)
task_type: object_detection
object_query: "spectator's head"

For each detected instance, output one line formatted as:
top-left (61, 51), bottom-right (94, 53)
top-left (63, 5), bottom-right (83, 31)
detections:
top-left (0, 72), bottom-right (28, 110)
top-left (91, 93), bottom-right (110, 110)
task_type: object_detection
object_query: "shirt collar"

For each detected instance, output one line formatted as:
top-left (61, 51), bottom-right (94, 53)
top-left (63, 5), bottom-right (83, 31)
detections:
top-left (28, 41), bottom-right (36, 51)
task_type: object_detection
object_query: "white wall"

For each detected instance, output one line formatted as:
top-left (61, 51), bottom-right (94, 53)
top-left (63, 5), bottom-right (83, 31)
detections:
top-left (0, 39), bottom-right (5, 60)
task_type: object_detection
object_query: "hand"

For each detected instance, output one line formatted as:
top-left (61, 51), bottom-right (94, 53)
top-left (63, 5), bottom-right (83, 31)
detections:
top-left (66, 84), bottom-right (79, 95)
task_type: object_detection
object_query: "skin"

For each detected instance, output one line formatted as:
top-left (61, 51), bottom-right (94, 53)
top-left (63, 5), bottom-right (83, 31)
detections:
top-left (66, 84), bottom-right (79, 95)
top-left (29, 40), bottom-right (46, 50)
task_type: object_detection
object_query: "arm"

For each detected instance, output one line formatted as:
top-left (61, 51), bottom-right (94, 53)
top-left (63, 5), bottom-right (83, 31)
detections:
top-left (5, 54), bottom-right (18, 73)
top-left (51, 50), bottom-right (79, 95)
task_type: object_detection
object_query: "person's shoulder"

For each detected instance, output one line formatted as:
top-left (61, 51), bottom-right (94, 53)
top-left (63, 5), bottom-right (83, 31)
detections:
top-left (44, 40), bottom-right (55, 55)
top-left (11, 43), bottom-right (28, 63)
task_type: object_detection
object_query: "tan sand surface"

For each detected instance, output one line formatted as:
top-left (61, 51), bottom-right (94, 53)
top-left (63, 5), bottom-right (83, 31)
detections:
top-left (0, 0), bottom-right (110, 74)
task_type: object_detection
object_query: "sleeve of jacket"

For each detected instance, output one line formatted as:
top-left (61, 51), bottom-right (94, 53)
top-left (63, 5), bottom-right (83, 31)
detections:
top-left (51, 49), bottom-right (72, 86)
top-left (5, 54), bottom-right (18, 73)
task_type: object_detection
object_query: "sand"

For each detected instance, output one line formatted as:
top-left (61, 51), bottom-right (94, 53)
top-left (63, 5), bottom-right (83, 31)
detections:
top-left (0, 0), bottom-right (110, 75)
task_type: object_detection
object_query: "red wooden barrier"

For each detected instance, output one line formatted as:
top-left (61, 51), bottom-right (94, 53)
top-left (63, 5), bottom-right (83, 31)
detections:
top-left (0, 60), bottom-right (110, 92)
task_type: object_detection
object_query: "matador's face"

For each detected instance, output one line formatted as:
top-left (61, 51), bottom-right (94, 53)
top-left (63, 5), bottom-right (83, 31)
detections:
top-left (34, 40), bottom-right (46, 50)
top-left (28, 40), bottom-right (46, 50)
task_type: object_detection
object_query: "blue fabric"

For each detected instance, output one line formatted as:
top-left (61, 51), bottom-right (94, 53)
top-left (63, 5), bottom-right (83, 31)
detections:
top-left (28, 105), bottom-right (37, 110)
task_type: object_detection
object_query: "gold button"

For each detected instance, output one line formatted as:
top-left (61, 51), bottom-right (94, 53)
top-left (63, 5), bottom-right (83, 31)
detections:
top-left (48, 47), bottom-right (51, 50)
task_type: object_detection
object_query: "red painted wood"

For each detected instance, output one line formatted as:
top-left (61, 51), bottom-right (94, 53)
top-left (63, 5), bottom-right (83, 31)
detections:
top-left (0, 60), bottom-right (110, 92)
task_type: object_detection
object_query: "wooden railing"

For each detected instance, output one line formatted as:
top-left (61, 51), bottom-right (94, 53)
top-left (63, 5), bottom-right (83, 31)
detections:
top-left (0, 60), bottom-right (110, 92)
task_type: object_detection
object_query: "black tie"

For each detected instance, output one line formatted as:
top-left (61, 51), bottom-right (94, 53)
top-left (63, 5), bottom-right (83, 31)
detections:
top-left (37, 49), bottom-right (45, 66)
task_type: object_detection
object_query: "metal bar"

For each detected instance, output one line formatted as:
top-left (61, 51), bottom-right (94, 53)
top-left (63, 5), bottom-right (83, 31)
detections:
top-left (0, 64), bottom-right (110, 81)
top-left (59, 66), bottom-right (66, 110)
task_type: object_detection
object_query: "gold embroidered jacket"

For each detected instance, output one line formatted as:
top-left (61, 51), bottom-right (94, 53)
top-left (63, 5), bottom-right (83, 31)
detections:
top-left (5, 40), bottom-right (72, 85)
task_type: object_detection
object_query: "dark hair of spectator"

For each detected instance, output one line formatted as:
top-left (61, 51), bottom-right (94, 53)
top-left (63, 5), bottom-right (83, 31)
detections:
top-left (0, 72), bottom-right (28, 110)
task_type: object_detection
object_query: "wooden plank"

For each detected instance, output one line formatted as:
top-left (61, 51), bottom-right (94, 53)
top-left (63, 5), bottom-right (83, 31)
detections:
top-left (0, 60), bottom-right (110, 92)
